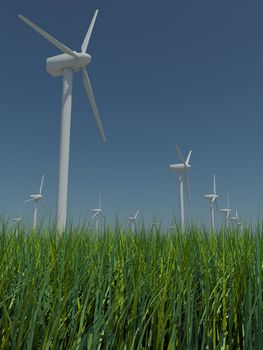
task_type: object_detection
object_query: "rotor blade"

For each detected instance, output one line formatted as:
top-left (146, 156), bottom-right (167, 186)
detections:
top-left (82, 68), bottom-right (106, 142)
top-left (213, 174), bottom-right (216, 194)
top-left (176, 145), bottom-right (186, 164)
top-left (227, 193), bottom-right (230, 209)
top-left (81, 10), bottom-right (98, 53)
top-left (215, 199), bottom-right (219, 213)
top-left (186, 150), bottom-right (192, 165)
top-left (99, 193), bottom-right (101, 209)
top-left (23, 198), bottom-right (34, 203)
top-left (92, 211), bottom-right (99, 219)
top-left (18, 15), bottom-right (78, 58)
top-left (39, 174), bottom-right (45, 195)
top-left (134, 210), bottom-right (139, 219)
top-left (185, 171), bottom-right (191, 206)
top-left (39, 200), bottom-right (51, 215)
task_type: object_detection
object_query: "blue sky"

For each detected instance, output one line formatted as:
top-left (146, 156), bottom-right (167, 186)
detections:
top-left (1, 0), bottom-right (263, 228)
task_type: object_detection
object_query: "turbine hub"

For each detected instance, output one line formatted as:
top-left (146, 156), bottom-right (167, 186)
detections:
top-left (46, 53), bottom-right (91, 77)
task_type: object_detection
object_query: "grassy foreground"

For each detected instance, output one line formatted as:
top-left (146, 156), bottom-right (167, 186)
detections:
top-left (0, 225), bottom-right (262, 349)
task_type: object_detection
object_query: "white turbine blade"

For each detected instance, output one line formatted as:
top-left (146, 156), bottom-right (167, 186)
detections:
top-left (81, 10), bottom-right (99, 53)
top-left (39, 174), bottom-right (45, 195)
top-left (134, 210), bottom-right (139, 219)
top-left (215, 199), bottom-right (219, 213)
top-left (227, 193), bottom-right (230, 209)
top-left (18, 15), bottom-right (78, 58)
top-left (176, 145), bottom-right (186, 164)
top-left (213, 174), bottom-right (216, 194)
top-left (92, 211), bottom-right (99, 219)
top-left (40, 199), bottom-right (50, 214)
top-left (23, 198), bottom-right (34, 203)
top-left (185, 172), bottom-right (191, 205)
top-left (99, 193), bottom-right (101, 209)
top-left (186, 150), bottom-right (192, 165)
top-left (82, 68), bottom-right (106, 142)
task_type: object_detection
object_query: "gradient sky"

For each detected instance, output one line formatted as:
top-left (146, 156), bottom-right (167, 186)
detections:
top-left (1, 0), bottom-right (263, 228)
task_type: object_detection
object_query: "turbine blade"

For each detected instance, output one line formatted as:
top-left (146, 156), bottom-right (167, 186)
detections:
top-left (227, 193), bottom-right (230, 209)
top-left (18, 15), bottom-right (78, 58)
top-left (39, 174), bottom-right (45, 195)
top-left (215, 199), bottom-right (219, 213)
top-left (82, 68), bottom-right (106, 142)
top-left (176, 145), bottom-right (186, 164)
top-left (134, 210), bottom-right (139, 219)
top-left (23, 198), bottom-right (34, 203)
top-left (213, 174), bottom-right (216, 194)
top-left (92, 211), bottom-right (99, 219)
top-left (99, 193), bottom-right (101, 209)
top-left (81, 10), bottom-right (99, 53)
top-left (186, 150), bottom-right (192, 165)
top-left (185, 172), bottom-right (191, 206)
top-left (40, 199), bottom-right (50, 214)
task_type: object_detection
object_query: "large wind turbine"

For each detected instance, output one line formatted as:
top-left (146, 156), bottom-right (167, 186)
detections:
top-left (204, 174), bottom-right (219, 231)
top-left (220, 194), bottom-right (231, 229)
top-left (24, 175), bottom-right (45, 230)
top-left (92, 194), bottom-right (103, 231)
top-left (169, 145), bottom-right (192, 231)
top-left (19, 10), bottom-right (106, 233)
top-left (230, 209), bottom-right (239, 230)
top-left (128, 210), bottom-right (139, 233)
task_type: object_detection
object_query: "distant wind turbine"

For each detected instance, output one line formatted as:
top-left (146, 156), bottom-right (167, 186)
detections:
top-left (92, 194), bottom-right (103, 231)
top-left (230, 209), bottom-right (239, 229)
top-left (13, 208), bottom-right (22, 237)
top-left (169, 145), bottom-right (192, 232)
top-left (19, 10), bottom-right (106, 234)
top-left (24, 175), bottom-right (45, 230)
top-left (204, 174), bottom-right (219, 231)
top-left (220, 194), bottom-right (231, 229)
top-left (128, 210), bottom-right (139, 233)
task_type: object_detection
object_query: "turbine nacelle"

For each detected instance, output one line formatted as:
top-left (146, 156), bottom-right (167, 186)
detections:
top-left (169, 163), bottom-right (191, 172)
top-left (30, 194), bottom-right (43, 200)
top-left (47, 53), bottom-right (92, 77)
top-left (204, 194), bottom-right (219, 201)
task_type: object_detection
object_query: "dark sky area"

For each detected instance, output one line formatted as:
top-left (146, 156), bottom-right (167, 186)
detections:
top-left (0, 0), bottom-right (263, 228)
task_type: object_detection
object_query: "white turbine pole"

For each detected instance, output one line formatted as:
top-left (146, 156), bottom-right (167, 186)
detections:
top-left (33, 201), bottom-right (38, 230)
top-left (96, 215), bottom-right (99, 231)
top-left (56, 68), bottom-right (73, 233)
top-left (211, 202), bottom-right (215, 231)
top-left (178, 174), bottom-right (185, 231)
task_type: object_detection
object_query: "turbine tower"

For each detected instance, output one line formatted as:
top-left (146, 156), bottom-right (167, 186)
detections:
top-left (230, 209), bottom-right (239, 230)
top-left (128, 210), bottom-right (139, 233)
top-left (13, 208), bottom-right (22, 237)
top-left (19, 10), bottom-right (106, 234)
top-left (169, 145), bottom-right (192, 232)
top-left (24, 175), bottom-right (45, 230)
top-left (204, 174), bottom-right (219, 231)
top-left (220, 194), bottom-right (231, 229)
top-left (92, 194), bottom-right (103, 231)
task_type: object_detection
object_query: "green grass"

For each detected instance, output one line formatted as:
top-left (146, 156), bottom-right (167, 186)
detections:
top-left (0, 223), bottom-right (262, 349)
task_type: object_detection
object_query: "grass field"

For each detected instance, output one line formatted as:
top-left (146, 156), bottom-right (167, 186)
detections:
top-left (0, 223), bottom-right (262, 349)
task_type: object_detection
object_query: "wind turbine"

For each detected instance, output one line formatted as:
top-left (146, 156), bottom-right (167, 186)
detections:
top-left (24, 175), bottom-right (45, 230)
top-left (19, 10), bottom-right (106, 233)
top-left (128, 210), bottom-right (139, 233)
top-left (220, 194), bottom-right (231, 229)
top-left (237, 220), bottom-right (245, 233)
top-left (230, 209), bottom-right (239, 230)
top-left (204, 174), bottom-right (219, 231)
top-left (169, 145), bottom-right (192, 232)
top-left (13, 208), bottom-right (22, 237)
top-left (92, 194), bottom-right (103, 231)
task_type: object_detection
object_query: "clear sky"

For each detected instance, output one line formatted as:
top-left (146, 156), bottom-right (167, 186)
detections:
top-left (1, 0), bottom-right (263, 228)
